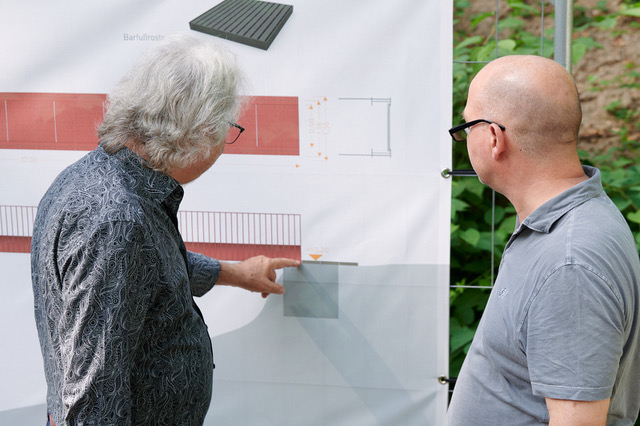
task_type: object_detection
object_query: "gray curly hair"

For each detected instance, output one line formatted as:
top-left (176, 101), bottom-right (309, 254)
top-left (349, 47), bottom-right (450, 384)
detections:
top-left (98, 34), bottom-right (244, 174)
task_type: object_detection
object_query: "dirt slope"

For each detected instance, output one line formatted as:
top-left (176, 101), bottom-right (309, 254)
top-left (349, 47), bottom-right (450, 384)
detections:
top-left (459, 0), bottom-right (640, 153)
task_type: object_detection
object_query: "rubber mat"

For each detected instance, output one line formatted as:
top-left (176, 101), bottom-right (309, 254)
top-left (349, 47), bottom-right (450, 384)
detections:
top-left (189, 0), bottom-right (293, 50)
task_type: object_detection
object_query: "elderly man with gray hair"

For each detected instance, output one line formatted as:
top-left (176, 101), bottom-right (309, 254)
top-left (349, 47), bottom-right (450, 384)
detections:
top-left (31, 34), bottom-right (299, 425)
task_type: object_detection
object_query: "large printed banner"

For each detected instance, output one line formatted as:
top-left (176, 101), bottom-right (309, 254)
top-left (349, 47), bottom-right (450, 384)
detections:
top-left (0, 1), bottom-right (452, 424)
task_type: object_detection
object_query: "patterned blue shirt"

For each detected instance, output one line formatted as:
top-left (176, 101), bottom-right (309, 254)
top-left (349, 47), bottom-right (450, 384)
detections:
top-left (31, 146), bottom-right (220, 425)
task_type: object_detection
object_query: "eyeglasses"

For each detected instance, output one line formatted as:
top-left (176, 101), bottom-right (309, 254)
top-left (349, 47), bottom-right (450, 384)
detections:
top-left (449, 119), bottom-right (505, 142)
top-left (226, 122), bottom-right (245, 144)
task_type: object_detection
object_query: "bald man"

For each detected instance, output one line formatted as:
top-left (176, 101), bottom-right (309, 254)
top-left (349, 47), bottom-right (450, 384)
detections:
top-left (447, 55), bottom-right (640, 425)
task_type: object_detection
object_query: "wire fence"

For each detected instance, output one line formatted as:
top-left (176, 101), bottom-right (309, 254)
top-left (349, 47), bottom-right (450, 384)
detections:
top-left (446, 0), bottom-right (576, 398)
top-left (450, 0), bottom-right (572, 290)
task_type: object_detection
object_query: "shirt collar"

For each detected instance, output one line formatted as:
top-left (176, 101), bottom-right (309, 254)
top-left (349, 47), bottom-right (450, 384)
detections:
top-left (516, 165), bottom-right (602, 235)
top-left (106, 146), bottom-right (184, 212)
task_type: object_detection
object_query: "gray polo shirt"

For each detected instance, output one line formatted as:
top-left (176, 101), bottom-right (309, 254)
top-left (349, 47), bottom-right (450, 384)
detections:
top-left (448, 166), bottom-right (640, 425)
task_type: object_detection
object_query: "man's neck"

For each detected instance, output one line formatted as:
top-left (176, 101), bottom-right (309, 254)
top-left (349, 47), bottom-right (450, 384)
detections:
top-left (506, 168), bottom-right (588, 221)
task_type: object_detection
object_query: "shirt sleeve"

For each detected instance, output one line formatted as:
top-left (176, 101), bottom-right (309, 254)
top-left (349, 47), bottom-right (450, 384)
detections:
top-left (526, 263), bottom-right (625, 401)
top-left (186, 251), bottom-right (221, 297)
top-left (58, 220), bottom-right (155, 424)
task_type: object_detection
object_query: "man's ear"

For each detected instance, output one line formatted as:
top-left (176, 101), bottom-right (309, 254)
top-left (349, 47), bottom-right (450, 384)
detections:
top-left (490, 123), bottom-right (506, 160)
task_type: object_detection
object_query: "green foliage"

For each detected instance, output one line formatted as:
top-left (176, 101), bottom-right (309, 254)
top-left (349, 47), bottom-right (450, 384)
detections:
top-left (578, 68), bottom-right (640, 245)
top-left (588, 62), bottom-right (640, 93)
top-left (575, 1), bottom-right (640, 32)
top-left (450, 0), bottom-right (553, 378)
top-left (450, 0), bottom-right (639, 382)
top-left (619, 2), bottom-right (640, 18)
top-left (449, 287), bottom-right (490, 374)
top-left (587, 59), bottom-right (640, 145)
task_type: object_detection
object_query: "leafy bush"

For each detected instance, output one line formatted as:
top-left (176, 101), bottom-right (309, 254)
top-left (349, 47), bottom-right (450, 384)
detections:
top-left (450, 0), bottom-right (639, 381)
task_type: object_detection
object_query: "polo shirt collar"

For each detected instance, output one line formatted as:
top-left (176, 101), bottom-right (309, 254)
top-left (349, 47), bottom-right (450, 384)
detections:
top-left (516, 165), bottom-right (602, 235)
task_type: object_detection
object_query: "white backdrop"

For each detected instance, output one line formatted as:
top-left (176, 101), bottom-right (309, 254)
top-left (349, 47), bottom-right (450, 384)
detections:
top-left (0, 0), bottom-right (452, 424)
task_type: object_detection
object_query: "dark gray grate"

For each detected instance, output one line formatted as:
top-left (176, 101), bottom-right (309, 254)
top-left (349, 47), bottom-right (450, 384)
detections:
top-left (190, 0), bottom-right (293, 50)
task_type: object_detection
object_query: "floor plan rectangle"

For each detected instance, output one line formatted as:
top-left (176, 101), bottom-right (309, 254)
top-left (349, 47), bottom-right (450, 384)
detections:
top-left (190, 0), bottom-right (293, 50)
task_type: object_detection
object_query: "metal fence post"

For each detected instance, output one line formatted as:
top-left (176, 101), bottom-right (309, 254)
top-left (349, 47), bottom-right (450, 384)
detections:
top-left (552, 0), bottom-right (574, 72)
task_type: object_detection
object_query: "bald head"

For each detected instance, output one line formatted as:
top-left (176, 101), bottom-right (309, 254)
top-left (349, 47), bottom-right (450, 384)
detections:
top-left (467, 55), bottom-right (582, 157)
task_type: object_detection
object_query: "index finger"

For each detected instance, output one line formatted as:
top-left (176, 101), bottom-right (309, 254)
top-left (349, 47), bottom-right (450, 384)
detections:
top-left (268, 258), bottom-right (301, 270)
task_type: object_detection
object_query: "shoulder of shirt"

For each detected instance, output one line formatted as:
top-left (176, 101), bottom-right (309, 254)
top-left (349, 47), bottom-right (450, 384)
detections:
top-left (41, 149), bottom-right (163, 228)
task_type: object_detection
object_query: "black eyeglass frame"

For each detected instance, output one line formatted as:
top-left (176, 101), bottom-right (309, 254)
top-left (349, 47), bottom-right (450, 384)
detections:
top-left (448, 119), bottom-right (506, 142)
top-left (226, 122), bottom-right (245, 145)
